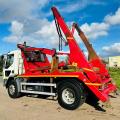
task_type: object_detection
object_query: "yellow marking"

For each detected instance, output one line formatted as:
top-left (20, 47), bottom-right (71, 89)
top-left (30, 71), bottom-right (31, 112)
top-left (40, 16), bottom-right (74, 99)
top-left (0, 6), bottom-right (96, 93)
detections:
top-left (72, 62), bottom-right (78, 66)
top-left (83, 68), bottom-right (93, 72)
top-left (17, 75), bottom-right (79, 78)
top-left (93, 67), bottom-right (100, 72)
top-left (67, 37), bottom-right (73, 39)
top-left (85, 83), bottom-right (102, 86)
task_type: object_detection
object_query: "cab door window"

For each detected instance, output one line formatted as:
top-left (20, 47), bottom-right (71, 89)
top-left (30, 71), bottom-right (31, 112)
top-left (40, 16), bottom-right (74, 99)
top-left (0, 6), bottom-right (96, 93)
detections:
top-left (5, 54), bottom-right (14, 69)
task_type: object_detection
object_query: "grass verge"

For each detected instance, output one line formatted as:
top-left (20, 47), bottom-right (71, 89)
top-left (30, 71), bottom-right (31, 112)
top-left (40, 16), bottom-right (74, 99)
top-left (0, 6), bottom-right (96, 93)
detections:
top-left (109, 68), bottom-right (120, 89)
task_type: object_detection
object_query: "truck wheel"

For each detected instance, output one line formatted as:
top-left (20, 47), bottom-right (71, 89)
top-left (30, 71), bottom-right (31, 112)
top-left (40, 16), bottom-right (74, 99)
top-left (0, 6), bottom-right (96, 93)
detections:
top-left (7, 80), bottom-right (21, 98)
top-left (57, 80), bottom-right (86, 110)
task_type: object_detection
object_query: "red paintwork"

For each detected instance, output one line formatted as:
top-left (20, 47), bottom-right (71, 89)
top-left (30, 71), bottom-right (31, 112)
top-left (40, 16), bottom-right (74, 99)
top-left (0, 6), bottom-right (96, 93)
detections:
top-left (90, 58), bottom-right (109, 77)
top-left (17, 7), bottom-right (117, 102)
top-left (18, 44), bottom-right (55, 74)
top-left (71, 24), bottom-right (110, 78)
top-left (51, 7), bottom-right (117, 101)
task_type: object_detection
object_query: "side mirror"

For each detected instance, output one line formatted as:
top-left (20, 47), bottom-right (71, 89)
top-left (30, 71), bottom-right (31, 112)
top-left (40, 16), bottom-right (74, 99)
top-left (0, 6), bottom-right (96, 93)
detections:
top-left (0, 55), bottom-right (7, 68)
top-left (0, 55), bottom-right (4, 61)
top-left (1, 55), bottom-right (4, 60)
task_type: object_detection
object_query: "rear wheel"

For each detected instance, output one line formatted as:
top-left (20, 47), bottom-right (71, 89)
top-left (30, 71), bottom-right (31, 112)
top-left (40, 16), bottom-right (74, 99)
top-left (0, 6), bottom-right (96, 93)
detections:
top-left (57, 80), bottom-right (86, 110)
top-left (7, 80), bottom-right (21, 98)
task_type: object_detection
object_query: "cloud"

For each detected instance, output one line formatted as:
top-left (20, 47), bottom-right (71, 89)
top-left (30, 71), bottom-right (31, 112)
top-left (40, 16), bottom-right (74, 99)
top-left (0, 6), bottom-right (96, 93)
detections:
top-left (102, 43), bottom-right (120, 57)
top-left (60, 2), bottom-right (81, 13)
top-left (80, 22), bottom-right (109, 39)
top-left (2, 0), bottom-right (120, 56)
top-left (35, 21), bottom-right (59, 47)
top-left (10, 21), bottom-right (24, 36)
top-left (3, 20), bottom-right (59, 48)
top-left (58, 0), bottom-right (105, 13)
top-left (78, 7), bottom-right (120, 40)
top-left (104, 8), bottom-right (120, 25)
top-left (0, 0), bottom-right (61, 48)
top-left (3, 7), bottom-right (120, 49)
top-left (0, 0), bottom-right (49, 23)
top-left (4, 21), bottom-right (23, 43)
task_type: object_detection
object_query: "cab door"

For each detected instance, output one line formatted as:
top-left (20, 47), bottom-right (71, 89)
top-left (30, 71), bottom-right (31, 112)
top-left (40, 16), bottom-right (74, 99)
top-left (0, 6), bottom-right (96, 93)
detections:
top-left (3, 54), bottom-right (14, 79)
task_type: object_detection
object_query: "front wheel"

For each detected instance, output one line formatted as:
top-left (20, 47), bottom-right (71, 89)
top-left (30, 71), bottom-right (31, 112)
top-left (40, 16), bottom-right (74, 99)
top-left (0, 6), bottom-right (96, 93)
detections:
top-left (57, 80), bottom-right (86, 110)
top-left (7, 80), bottom-right (21, 98)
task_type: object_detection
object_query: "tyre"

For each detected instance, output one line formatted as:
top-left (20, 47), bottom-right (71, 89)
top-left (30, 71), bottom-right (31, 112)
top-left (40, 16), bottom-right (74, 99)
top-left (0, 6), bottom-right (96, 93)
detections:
top-left (7, 80), bottom-right (21, 98)
top-left (57, 80), bottom-right (86, 110)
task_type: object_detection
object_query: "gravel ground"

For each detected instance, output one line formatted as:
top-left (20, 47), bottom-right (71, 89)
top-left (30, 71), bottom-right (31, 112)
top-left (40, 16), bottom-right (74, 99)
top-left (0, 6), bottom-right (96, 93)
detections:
top-left (0, 76), bottom-right (120, 120)
top-left (0, 76), bottom-right (3, 83)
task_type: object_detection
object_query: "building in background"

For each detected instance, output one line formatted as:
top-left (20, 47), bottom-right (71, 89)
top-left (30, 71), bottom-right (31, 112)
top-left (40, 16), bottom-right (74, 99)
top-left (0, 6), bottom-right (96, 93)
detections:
top-left (108, 56), bottom-right (120, 68)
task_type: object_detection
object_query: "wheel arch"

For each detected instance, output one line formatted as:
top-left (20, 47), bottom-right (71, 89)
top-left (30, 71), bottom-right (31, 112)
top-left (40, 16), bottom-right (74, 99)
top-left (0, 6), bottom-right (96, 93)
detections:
top-left (6, 76), bottom-right (23, 93)
top-left (55, 77), bottom-right (86, 88)
top-left (6, 77), bottom-right (14, 88)
top-left (55, 77), bottom-right (88, 98)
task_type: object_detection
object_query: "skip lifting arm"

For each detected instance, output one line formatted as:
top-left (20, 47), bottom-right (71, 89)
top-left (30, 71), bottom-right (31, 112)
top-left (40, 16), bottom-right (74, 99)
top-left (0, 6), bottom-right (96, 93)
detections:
top-left (72, 23), bottom-right (109, 77)
top-left (51, 7), bottom-right (91, 69)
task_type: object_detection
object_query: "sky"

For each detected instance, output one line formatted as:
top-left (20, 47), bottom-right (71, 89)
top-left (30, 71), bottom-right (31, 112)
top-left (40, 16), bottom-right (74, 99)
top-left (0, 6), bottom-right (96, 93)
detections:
top-left (0, 0), bottom-right (120, 58)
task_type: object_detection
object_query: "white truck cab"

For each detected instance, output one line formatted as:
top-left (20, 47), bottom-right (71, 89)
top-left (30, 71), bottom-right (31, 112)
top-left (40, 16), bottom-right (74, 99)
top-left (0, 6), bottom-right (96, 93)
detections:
top-left (3, 50), bottom-right (24, 82)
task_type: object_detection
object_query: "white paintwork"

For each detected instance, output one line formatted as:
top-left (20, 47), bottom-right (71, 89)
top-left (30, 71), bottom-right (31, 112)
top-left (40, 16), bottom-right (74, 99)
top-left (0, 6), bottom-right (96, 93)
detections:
top-left (21, 82), bottom-right (56, 87)
top-left (3, 50), bottom-right (25, 80)
top-left (21, 90), bottom-right (56, 96)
